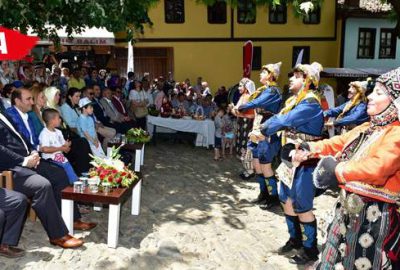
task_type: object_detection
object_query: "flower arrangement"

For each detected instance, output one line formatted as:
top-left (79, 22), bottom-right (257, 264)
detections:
top-left (148, 105), bottom-right (160, 116)
top-left (125, 128), bottom-right (151, 144)
top-left (89, 146), bottom-right (138, 188)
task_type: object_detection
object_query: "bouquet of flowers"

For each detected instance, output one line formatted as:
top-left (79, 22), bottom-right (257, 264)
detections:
top-left (88, 147), bottom-right (138, 188)
top-left (126, 128), bottom-right (151, 144)
top-left (148, 104), bottom-right (160, 116)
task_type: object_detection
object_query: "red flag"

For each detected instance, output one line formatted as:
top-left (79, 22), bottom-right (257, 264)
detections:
top-left (0, 27), bottom-right (39, 60)
top-left (242, 40), bottom-right (253, 78)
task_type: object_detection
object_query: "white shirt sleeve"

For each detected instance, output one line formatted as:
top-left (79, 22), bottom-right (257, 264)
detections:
top-left (39, 129), bottom-right (50, 147)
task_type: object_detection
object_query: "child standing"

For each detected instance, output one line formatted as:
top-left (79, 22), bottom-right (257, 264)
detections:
top-left (77, 97), bottom-right (106, 158)
top-left (214, 108), bottom-right (225, 160)
top-left (39, 108), bottom-right (78, 184)
top-left (222, 109), bottom-right (235, 157)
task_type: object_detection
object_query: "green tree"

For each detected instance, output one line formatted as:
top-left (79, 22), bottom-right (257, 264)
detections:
top-left (0, 0), bottom-right (158, 42)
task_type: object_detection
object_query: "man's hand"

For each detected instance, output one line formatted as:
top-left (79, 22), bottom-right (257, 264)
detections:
top-left (25, 153), bottom-right (40, 168)
top-left (249, 131), bottom-right (265, 143)
top-left (95, 122), bottom-right (104, 129)
top-left (292, 149), bottom-right (310, 167)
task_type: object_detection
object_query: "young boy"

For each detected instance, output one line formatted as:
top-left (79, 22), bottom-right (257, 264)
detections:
top-left (214, 108), bottom-right (225, 160)
top-left (77, 97), bottom-right (106, 158)
top-left (39, 108), bottom-right (78, 184)
top-left (222, 108), bottom-right (235, 158)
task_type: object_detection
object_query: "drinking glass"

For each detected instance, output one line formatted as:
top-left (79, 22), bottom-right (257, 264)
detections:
top-left (73, 181), bottom-right (83, 193)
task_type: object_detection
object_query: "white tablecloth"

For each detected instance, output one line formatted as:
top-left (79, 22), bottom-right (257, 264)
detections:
top-left (147, 116), bottom-right (215, 147)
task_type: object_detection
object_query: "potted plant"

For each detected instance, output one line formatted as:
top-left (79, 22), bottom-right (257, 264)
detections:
top-left (125, 128), bottom-right (151, 144)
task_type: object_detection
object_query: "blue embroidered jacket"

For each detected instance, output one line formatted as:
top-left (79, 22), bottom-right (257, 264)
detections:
top-left (261, 96), bottom-right (324, 137)
top-left (324, 102), bottom-right (369, 126)
top-left (238, 85), bottom-right (282, 114)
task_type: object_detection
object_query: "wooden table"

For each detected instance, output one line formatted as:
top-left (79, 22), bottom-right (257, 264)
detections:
top-left (61, 176), bottom-right (142, 248)
top-left (107, 143), bottom-right (144, 172)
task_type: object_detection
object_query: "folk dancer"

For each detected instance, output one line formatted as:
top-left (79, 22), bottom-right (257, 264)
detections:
top-left (295, 67), bottom-right (400, 270)
top-left (325, 80), bottom-right (369, 134)
top-left (231, 78), bottom-right (255, 180)
top-left (261, 62), bottom-right (324, 264)
top-left (238, 62), bottom-right (283, 210)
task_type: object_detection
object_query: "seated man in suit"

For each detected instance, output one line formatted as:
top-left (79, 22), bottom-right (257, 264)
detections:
top-left (2, 88), bottom-right (96, 248)
top-left (111, 87), bottom-right (130, 119)
top-left (0, 188), bottom-right (27, 258)
top-left (91, 84), bottom-right (132, 134)
top-left (100, 88), bottom-right (133, 134)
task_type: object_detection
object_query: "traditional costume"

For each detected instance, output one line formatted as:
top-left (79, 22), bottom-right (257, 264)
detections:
top-left (261, 62), bottom-right (324, 264)
top-left (238, 62), bottom-right (282, 209)
top-left (324, 80), bottom-right (369, 134)
top-left (307, 67), bottom-right (400, 270)
top-left (234, 78), bottom-right (256, 179)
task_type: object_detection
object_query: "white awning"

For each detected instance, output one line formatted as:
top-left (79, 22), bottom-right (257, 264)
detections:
top-left (29, 27), bottom-right (115, 46)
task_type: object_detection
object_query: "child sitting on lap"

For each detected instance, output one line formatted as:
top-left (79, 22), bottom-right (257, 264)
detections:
top-left (39, 108), bottom-right (78, 184)
top-left (77, 97), bottom-right (106, 158)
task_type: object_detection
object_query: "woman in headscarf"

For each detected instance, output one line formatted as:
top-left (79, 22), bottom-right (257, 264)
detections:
top-left (46, 86), bottom-right (92, 175)
top-left (44, 86), bottom-right (61, 110)
top-left (231, 78), bottom-right (256, 178)
top-left (293, 67), bottom-right (400, 269)
top-left (324, 80), bottom-right (370, 134)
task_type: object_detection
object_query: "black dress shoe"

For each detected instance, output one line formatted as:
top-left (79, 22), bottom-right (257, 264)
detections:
top-left (289, 248), bottom-right (319, 265)
top-left (277, 239), bottom-right (302, 255)
top-left (240, 172), bottom-right (255, 180)
top-left (259, 196), bottom-right (280, 210)
top-left (250, 192), bottom-right (268, 204)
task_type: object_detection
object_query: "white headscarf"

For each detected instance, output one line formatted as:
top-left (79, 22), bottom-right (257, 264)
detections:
top-left (44, 86), bottom-right (61, 110)
top-left (240, 78), bottom-right (256, 95)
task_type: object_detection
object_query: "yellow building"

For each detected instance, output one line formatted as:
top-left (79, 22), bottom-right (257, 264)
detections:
top-left (116, 0), bottom-right (341, 91)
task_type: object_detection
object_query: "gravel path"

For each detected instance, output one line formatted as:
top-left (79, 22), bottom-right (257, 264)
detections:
top-left (5, 141), bottom-right (337, 270)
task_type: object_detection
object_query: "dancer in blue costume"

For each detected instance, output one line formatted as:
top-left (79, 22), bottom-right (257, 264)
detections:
top-left (238, 62), bottom-right (282, 210)
top-left (324, 80), bottom-right (369, 134)
top-left (261, 62), bottom-right (324, 265)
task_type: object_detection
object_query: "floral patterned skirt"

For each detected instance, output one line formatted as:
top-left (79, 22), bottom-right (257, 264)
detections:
top-left (316, 195), bottom-right (399, 270)
top-left (235, 117), bottom-right (253, 157)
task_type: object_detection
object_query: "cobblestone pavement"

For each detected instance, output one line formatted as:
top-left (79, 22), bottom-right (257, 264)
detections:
top-left (5, 140), bottom-right (337, 270)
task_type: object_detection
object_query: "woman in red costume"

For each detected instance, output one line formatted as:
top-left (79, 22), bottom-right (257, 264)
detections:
top-left (293, 67), bottom-right (400, 269)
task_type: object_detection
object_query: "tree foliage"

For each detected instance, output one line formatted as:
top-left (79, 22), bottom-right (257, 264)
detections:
top-left (0, 0), bottom-right (158, 42)
top-left (0, 0), bottom-right (398, 42)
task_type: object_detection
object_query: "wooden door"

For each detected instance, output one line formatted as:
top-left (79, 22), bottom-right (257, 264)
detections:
top-left (133, 47), bottom-right (174, 81)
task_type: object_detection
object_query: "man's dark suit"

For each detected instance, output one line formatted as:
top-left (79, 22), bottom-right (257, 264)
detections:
top-left (0, 112), bottom-right (79, 239)
top-left (0, 188), bottom-right (27, 246)
top-left (93, 97), bottom-right (132, 134)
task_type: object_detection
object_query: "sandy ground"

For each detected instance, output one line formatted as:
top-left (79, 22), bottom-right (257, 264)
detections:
top-left (4, 140), bottom-right (338, 270)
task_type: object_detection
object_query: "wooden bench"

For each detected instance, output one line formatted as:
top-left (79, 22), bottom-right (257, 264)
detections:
top-left (0, 171), bottom-right (37, 221)
top-left (61, 173), bottom-right (143, 248)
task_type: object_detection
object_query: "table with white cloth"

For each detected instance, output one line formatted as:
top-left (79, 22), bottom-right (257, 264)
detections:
top-left (147, 116), bottom-right (215, 147)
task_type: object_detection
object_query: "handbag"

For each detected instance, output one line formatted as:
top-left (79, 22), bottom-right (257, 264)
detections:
top-left (131, 91), bottom-right (148, 118)
top-left (132, 105), bottom-right (148, 118)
